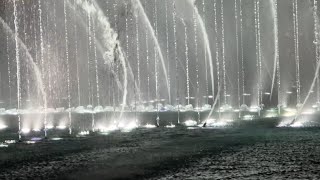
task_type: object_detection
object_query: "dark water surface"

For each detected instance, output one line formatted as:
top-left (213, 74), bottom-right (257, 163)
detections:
top-left (0, 127), bottom-right (320, 179)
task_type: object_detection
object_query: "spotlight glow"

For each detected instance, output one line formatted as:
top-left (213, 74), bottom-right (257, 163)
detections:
top-left (5, 140), bottom-right (16, 144)
top-left (0, 143), bottom-right (8, 148)
top-left (290, 121), bottom-right (304, 128)
top-left (51, 138), bottom-right (63, 141)
top-left (78, 131), bottom-right (90, 136)
top-left (166, 124), bottom-right (176, 128)
top-left (243, 115), bottom-right (254, 120)
top-left (21, 128), bottom-right (31, 134)
top-left (33, 128), bottom-right (41, 132)
top-left (56, 125), bottom-right (67, 130)
top-left (144, 124), bottom-right (156, 128)
top-left (184, 120), bottom-right (197, 126)
top-left (0, 124), bottom-right (8, 130)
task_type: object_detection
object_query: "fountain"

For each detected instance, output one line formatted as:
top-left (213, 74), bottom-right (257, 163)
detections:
top-left (3, 0), bottom-right (320, 141)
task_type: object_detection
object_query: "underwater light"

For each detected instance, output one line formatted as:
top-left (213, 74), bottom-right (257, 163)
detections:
top-left (243, 115), bottom-right (254, 120)
top-left (184, 120), bottom-right (197, 126)
top-left (51, 138), bottom-right (63, 141)
top-left (56, 125), bottom-right (67, 130)
top-left (5, 140), bottom-right (16, 144)
top-left (144, 124), bottom-right (156, 128)
top-left (21, 128), bottom-right (31, 134)
top-left (25, 141), bottom-right (36, 144)
top-left (290, 121), bottom-right (304, 128)
top-left (165, 124), bottom-right (176, 128)
top-left (0, 124), bottom-right (8, 130)
top-left (0, 143), bottom-right (8, 148)
top-left (47, 125), bottom-right (54, 129)
top-left (32, 128), bottom-right (41, 132)
top-left (78, 131), bottom-right (90, 135)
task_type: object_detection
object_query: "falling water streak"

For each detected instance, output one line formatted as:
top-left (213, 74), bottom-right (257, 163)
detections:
top-left (165, 0), bottom-right (171, 104)
top-left (182, 20), bottom-right (190, 105)
top-left (270, 0), bottom-right (280, 104)
top-left (135, 14), bottom-right (141, 103)
top-left (294, 31), bottom-right (320, 122)
top-left (38, 0), bottom-right (45, 95)
top-left (93, 19), bottom-right (100, 106)
top-left (0, 17), bottom-right (47, 111)
top-left (33, 2), bottom-right (41, 105)
top-left (239, 0), bottom-right (245, 105)
top-left (6, 34), bottom-right (12, 107)
top-left (22, 0), bottom-right (30, 102)
top-left (235, 0), bottom-right (241, 108)
top-left (87, 6), bottom-right (93, 106)
top-left (221, 0), bottom-right (227, 104)
top-left (113, 3), bottom-right (118, 109)
top-left (132, 0), bottom-right (170, 100)
top-left (314, 0), bottom-right (320, 104)
top-left (74, 0), bottom-right (81, 106)
top-left (87, 0), bottom-right (128, 117)
top-left (64, 0), bottom-right (72, 134)
top-left (134, 15), bottom-right (138, 123)
top-left (202, 0), bottom-right (209, 104)
top-left (191, 0), bottom-right (214, 106)
top-left (45, 4), bottom-right (52, 103)
top-left (257, 0), bottom-right (263, 105)
top-left (5, 1), bottom-right (12, 108)
top-left (53, 1), bottom-right (58, 103)
top-left (173, 1), bottom-right (180, 123)
top-left (193, 8), bottom-right (200, 109)
top-left (146, 24), bottom-right (150, 103)
top-left (254, 0), bottom-right (260, 106)
top-left (214, 0), bottom-right (221, 113)
top-left (193, 8), bottom-right (200, 122)
top-left (154, 0), bottom-right (160, 119)
top-left (13, 0), bottom-right (21, 140)
top-left (125, 3), bottom-right (129, 100)
top-left (293, 0), bottom-right (301, 105)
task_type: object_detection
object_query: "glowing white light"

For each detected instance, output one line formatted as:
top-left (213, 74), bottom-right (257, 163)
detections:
top-left (51, 138), bottom-right (63, 141)
top-left (0, 124), bottom-right (8, 130)
top-left (33, 128), bottom-right (41, 132)
top-left (205, 119), bottom-right (232, 127)
top-left (78, 131), bottom-right (90, 135)
top-left (25, 141), bottom-right (36, 144)
top-left (283, 108), bottom-right (297, 117)
top-left (47, 125), bottom-right (54, 129)
top-left (249, 106), bottom-right (260, 112)
top-left (5, 140), bottom-right (16, 144)
top-left (184, 120), bottom-right (197, 126)
top-left (265, 113), bottom-right (277, 118)
top-left (144, 124), bottom-right (156, 128)
top-left (290, 121), bottom-right (304, 128)
top-left (302, 109), bottom-right (315, 115)
top-left (56, 125), bottom-right (67, 130)
top-left (21, 128), bottom-right (30, 134)
top-left (0, 143), bottom-right (8, 148)
top-left (165, 124), bottom-right (176, 128)
top-left (243, 115), bottom-right (254, 120)
top-left (121, 121), bottom-right (138, 132)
